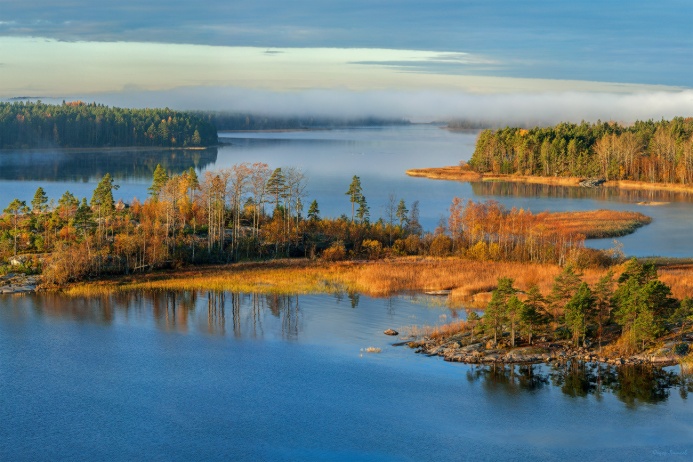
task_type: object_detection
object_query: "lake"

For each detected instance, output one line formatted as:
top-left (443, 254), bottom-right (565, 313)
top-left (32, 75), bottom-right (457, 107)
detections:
top-left (2, 125), bottom-right (693, 460)
top-left (1, 124), bottom-right (692, 256)
top-left (1, 291), bottom-right (692, 461)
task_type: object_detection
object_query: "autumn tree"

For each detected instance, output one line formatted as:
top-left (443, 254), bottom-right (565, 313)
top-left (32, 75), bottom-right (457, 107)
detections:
top-left (4, 199), bottom-right (29, 256)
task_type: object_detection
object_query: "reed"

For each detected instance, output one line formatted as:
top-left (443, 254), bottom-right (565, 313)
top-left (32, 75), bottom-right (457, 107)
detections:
top-left (62, 256), bottom-right (693, 304)
top-left (537, 210), bottom-right (651, 238)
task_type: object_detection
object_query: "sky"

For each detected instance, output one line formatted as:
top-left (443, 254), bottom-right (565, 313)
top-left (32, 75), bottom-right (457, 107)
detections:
top-left (2, 0), bottom-right (693, 123)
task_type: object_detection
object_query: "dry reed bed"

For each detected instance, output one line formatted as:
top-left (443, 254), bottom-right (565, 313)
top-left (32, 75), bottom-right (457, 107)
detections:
top-left (538, 210), bottom-right (651, 238)
top-left (62, 257), bottom-right (601, 301)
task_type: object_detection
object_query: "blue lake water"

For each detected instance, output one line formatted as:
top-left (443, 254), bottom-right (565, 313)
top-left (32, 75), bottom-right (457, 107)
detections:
top-left (1, 291), bottom-right (692, 461)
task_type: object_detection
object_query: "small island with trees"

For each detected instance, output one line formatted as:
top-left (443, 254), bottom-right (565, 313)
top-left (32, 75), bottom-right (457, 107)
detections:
top-left (409, 117), bottom-right (693, 193)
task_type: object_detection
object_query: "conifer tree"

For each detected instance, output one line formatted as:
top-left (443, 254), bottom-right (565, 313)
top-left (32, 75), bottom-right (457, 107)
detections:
top-left (345, 175), bottom-right (363, 222)
top-left (149, 164), bottom-right (169, 199)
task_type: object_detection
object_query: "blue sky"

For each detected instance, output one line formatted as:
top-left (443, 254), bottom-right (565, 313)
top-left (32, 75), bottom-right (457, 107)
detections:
top-left (2, 0), bottom-right (692, 121)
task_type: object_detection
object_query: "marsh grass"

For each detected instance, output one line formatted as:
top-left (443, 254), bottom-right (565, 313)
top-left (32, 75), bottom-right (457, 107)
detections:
top-left (538, 210), bottom-right (651, 238)
top-left (63, 256), bottom-right (693, 303)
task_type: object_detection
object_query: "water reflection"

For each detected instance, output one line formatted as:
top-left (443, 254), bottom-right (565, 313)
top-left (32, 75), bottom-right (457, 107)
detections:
top-left (467, 361), bottom-right (693, 408)
top-left (0, 147), bottom-right (218, 182)
top-left (471, 181), bottom-right (693, 204)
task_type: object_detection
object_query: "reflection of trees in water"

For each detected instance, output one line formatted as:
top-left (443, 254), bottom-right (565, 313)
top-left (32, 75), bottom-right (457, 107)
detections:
top-left (35, 290), bottom-right (304, 338)
top-left (467, 360), bottom-right (693, 407)
top-left (471, 181), bottom-right (693, 204)
top-left (265, 293), bottom-right (301, 339)
top-left (467, 364), bottom-right (549, 395)
top-left (150, 290), bottom-right (197, 333)
top-left (0, 148), bottom-right (218, 182)
top-left (37, 292), bottom-right (116, 324)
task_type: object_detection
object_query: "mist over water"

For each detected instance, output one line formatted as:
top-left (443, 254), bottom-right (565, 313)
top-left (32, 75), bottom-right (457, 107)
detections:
top-left (92, 87), bottom-right (693, 126)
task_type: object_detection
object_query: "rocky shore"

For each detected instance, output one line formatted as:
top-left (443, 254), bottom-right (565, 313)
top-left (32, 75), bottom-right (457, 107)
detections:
top-left (401, 331), bottom-right (691, 367)
top-left (0, 274), bottom-right (39, 294)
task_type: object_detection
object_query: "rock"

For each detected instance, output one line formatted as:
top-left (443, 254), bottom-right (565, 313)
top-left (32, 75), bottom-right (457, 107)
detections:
top-left (579, 178), bottom-right (606, 188)
top-left (462, 343), bottom-right (484, 352)
top-left (383, 329), bottom-right (399, 336)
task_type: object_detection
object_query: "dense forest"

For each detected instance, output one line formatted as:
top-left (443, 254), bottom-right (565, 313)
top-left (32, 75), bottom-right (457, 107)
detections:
top-left (0, 101), bottom-right (218, 148)
top-left (469, 118), bottom-right (693, 184)
top-left (197, 112), bottom-right (410, 131)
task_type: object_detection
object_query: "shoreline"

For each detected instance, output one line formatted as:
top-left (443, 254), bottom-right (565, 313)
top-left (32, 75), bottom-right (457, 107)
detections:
top-left (404, 333), bottom-right (687, 367)
top-left (406, 166), bottom-right (693, 194)
top-left (0, 145), bottom-right (216, 153)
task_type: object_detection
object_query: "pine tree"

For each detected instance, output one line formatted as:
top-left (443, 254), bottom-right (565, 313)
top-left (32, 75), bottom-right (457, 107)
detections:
top-left (519, 289), bottom-right (546, 346)
top-left (307, 200), bottom-right (320, 221)
top-left (356, 195), bottom-right (369, 224)
top-left (91, 173), bottom-right (118, 216)
top-left (548, 264), bottom-right (583, 327)
top-left (266, 168), bottom-right (287, 213)
top-left (396, 199), bottom-right (409, 227)
top-left (564, 282), bottom-right (594, 346)
top-left (483, 277), bottom-right (516, 345)
top-left (31, 187), bottom-right (48, 213)
top-left (149, 164), bottom-right (169, 199)
top-left (4, 198), bottom-right (29, 256)
top-left (345, 175), bottom-right (363, 222)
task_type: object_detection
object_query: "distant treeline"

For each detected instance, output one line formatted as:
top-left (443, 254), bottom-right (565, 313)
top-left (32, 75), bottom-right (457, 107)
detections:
top-left (0, 101), bottom-right (218, 149)
top-left (469, 118), bottom-right (693, 184)
top-left (198, 112), bottom-right (410, 131)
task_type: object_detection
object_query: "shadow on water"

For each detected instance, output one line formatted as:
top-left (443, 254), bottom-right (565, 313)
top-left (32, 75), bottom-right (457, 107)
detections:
top-left (471, 181), bottom-right (693, 204)
top-left (0, 147), bottom-right (218, 182)
top-left (467, 360), bottom-right (693, 408)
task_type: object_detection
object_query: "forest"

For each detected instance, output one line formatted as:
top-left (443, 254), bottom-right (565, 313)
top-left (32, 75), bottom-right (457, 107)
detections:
top-left (468, 117), bottom-right (693, 184)
top-left (0, 101), bottom-right (218, 148)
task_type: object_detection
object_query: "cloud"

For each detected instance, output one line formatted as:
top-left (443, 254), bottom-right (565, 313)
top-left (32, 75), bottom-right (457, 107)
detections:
top-left (83, 86), bottom-right (693, 125)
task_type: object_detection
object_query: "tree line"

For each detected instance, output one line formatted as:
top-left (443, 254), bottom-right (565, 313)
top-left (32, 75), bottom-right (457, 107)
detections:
top-left (0, 101), bottom-right (218, 149)
top-left (469, 117), bottom-right (693, 184)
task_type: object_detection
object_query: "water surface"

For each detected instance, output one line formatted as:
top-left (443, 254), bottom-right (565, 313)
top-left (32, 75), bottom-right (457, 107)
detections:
top-left (1, 291), bottom-right (692, 461)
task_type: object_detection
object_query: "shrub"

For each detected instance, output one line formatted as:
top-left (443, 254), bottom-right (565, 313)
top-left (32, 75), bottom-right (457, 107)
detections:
top-left (321, 241), bottom-right (347, 261)
top-left (429, 234), bottom-right (452, 257)
top-left (361, 239), bottom-right (383, 259)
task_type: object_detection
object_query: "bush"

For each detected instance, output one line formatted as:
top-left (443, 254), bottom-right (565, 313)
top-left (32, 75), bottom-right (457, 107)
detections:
top-left (321, 241), bottom-right (347, 261)
top-left (429, 234), bottom-right (452, 257)
top-left (361, 239), bottom-right (383, 259)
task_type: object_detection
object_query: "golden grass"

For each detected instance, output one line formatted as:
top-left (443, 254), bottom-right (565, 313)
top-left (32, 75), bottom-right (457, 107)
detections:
top-left (62, 256), bottom-right (693, 305)
top-left (658, 263), bottom-right (693, 300)
top-left (406, 166), bottom-right (481, 181)
top-left (537, 209), bottom-right (651, 238)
